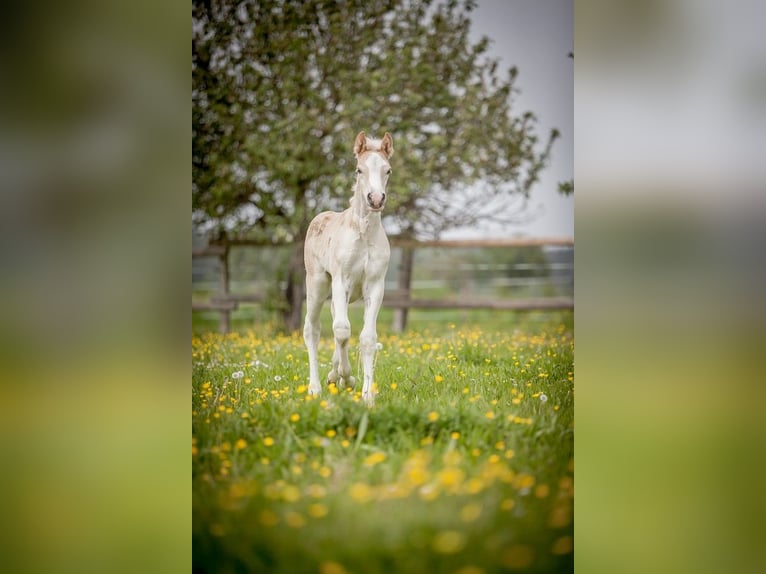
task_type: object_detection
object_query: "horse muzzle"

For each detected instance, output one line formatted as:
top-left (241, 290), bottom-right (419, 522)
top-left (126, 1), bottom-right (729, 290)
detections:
top-left (367, 192), bottom-right (386, 211)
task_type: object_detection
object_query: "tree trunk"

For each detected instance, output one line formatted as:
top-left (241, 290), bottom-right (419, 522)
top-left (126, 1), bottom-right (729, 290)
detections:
top-left (392, 244), bottom-right (414, 333)
top-left (282, 241), bottom-right (306, 333)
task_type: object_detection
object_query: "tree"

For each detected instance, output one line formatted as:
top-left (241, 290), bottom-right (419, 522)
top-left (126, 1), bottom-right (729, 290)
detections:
top-left (193, 0), bottom-right (559, 331)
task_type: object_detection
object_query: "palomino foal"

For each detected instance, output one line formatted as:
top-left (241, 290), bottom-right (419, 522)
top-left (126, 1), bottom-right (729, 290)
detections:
top-left (303, 131), bottom-right (394, 405)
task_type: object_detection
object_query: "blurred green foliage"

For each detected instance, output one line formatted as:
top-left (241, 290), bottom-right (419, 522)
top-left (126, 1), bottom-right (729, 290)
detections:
top-left (192, 0), bottom-right (558, 241)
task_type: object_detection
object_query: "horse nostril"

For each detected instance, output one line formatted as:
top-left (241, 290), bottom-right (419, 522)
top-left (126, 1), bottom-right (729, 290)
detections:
top-left (381, 193), bottom-right (386, 202)
top-left (367, 193), bottom-right (373, 203)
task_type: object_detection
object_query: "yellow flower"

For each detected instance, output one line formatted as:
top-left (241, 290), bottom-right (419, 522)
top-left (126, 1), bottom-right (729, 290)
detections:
top-left (258, 509), bottom-right (279, 526)
top-left (235, 438), bottom-right (247, 450)
top-left (436, 467), bottom-right (465, 490)
top-left (326, 429), bottom-right (337, 438)
top-left (363, 451), bottom-right (387, 467)
top-left (191, 445), bottom-right (198, 456)
top-left (390, 383), bottom-right (398, 390)
top-left (501, 545), bottom-right (534, 570)
top-left (515, 473), bottom-right (535, 490)
top-left (485, 411), bottom-right (495, 420)
top-left (551, 535), bottom-right (573, 555)
top-left (500, 498), bottom-right (515, 511)
top-left (296, 385), bottom-right (307, 393)
top-left (308, 503), bottom-right (328, 518)
top-left (318, 466), bottom-right (332, 478)
top-left (450, 431), bottom-right (461, 440)
top-left (281, 485), bottom-right (301, 502)
top-left (290, 413), bottom-right (300, 422)
top-left (428, 411), bottom-right (440, 422)
top-left (349, 482), bottom-right (373, 503)
top-left (460, 503), bottom-right (483, 523)
top-left (284, 511), bottom-right (306, 528)
top-left (432, 530), bottom-right (466, 554)
top-left (263, 437), bottom-right (275, 446)
top-left (534, 484), bottom-right (550, 498)
top-left (434, 374), bottom-right (444, 383)
top-left (319, 561), bottom-right (348, 574)
top-left (306, 484), bottom-right (327, 498)
top-left (341, 440), bottom-right (350, 448)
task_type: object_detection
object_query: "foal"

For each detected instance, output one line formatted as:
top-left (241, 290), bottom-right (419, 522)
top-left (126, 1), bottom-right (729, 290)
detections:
top-left (303, 131), bottom-right (394, 405)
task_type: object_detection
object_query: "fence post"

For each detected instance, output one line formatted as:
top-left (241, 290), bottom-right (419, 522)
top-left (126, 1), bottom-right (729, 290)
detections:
top-left (218, 242), bottom-right (230, 333)
top-left (391, 245), bottom-right (414, 332)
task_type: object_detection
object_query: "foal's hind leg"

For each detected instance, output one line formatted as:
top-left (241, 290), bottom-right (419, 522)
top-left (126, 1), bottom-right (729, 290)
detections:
top-left (327, 278), bottom-right (355, 389)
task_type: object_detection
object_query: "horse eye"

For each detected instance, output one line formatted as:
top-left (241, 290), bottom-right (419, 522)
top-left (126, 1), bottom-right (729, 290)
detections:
top-left (386, 169), bottom-right (392, 175)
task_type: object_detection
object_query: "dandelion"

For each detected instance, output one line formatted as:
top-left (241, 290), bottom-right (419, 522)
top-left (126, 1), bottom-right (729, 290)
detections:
top-left (284, 511), bottom-right (306, 528)
top-left (326, 429), bottom-right (337, 438)
top-left (450, 431), bottom-right (461, 440)
top-left (235, 438), bottom-right (247, 450)
top-left (319, 561), bottom-right (348, 574)
top-left (375, 342), bottom-right (383, 351)
top-left (534, 484), bottom-right (550, 498)
top-left (460, 503), bottom-right (483, 523)
top-left (363, 451), bottom-right (387, 467)
top-left (290, 413), bottom-right (300, 422)
top-left (500, 498), bottom-right (515, 511)
top-left (306, 484), bottom-right (327, 498)
top-left (390, 382), bottom-right (398, 390)
top-left (274, 375), bottom-right (282, 382)
top-left (501, 545), bottom-right (534, 570)
top-left (263, 437), bottom-right (275, 447)
top-left (258, 509), bottom-right (279, 526)
top-left (434, 374), bottom-right (444, 383)
top-left (296, 384), bottom-right (307, 393)
top-left (308, 503), bottom-right (328, 518)
top-left (427, 411), bottom-right (439, 422)
top-left (485, 411), bottom-right (495, 420)
top-left (432, 530), bottom-right (466, 554)
top-left (282, 485), bottom-right (301, 502)
top-left (539, 393), bottom-right (548, 402)
top-left (349, 482), bottom-right (373, 503)
top-left (436, 467), bottom-right (466, 490)
top-left (318, 466), bottom-right (332, 478)
top-left (551, 536), bottom-right (574, 555)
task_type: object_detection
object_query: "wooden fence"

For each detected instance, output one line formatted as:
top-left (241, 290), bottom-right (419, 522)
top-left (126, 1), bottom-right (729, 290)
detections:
top-left (192, 237), bottom-right (574, 333)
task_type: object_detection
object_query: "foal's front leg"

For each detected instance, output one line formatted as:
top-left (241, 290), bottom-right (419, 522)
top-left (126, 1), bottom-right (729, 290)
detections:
top-left (327, 278), bottom-right (355, 389)
top-left (359, 282), bottom-right (385, 405)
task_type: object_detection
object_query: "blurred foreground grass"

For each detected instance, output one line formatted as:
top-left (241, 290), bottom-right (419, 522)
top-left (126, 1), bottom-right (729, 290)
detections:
top-left (193, 319), bottom-right (574, 573)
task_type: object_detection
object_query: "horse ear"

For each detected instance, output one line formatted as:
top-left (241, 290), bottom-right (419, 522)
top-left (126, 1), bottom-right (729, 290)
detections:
top-left (353, 131), bottom-right (367, 157)
top-left (381, 132), bottom-right (394, 158)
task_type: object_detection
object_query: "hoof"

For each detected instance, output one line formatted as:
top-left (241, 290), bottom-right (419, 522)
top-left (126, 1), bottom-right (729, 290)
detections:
top-left (308, 384), bottom-right (321, 396)
top-left (362, 391), bottom-right (376, 407)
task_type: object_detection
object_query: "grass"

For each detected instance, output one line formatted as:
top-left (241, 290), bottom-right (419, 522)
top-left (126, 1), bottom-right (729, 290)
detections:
top-left (192, 313), bottom-right (573, 573)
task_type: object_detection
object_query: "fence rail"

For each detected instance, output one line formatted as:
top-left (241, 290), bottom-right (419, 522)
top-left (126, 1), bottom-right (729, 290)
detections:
top-left (192, 237), bottom-right (573, 333)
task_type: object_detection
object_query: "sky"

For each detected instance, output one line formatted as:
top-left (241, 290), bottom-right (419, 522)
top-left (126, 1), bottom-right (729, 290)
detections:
top-left (454, 0), bottom-right (574, 239)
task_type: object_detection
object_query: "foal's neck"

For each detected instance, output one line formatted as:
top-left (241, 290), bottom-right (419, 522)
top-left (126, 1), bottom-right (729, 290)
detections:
top-left (350, 184), bottom-right (383, 239)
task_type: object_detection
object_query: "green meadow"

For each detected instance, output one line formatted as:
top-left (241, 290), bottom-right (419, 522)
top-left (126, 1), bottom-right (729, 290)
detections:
top-left (192, 312), bottom-right (573, 573)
